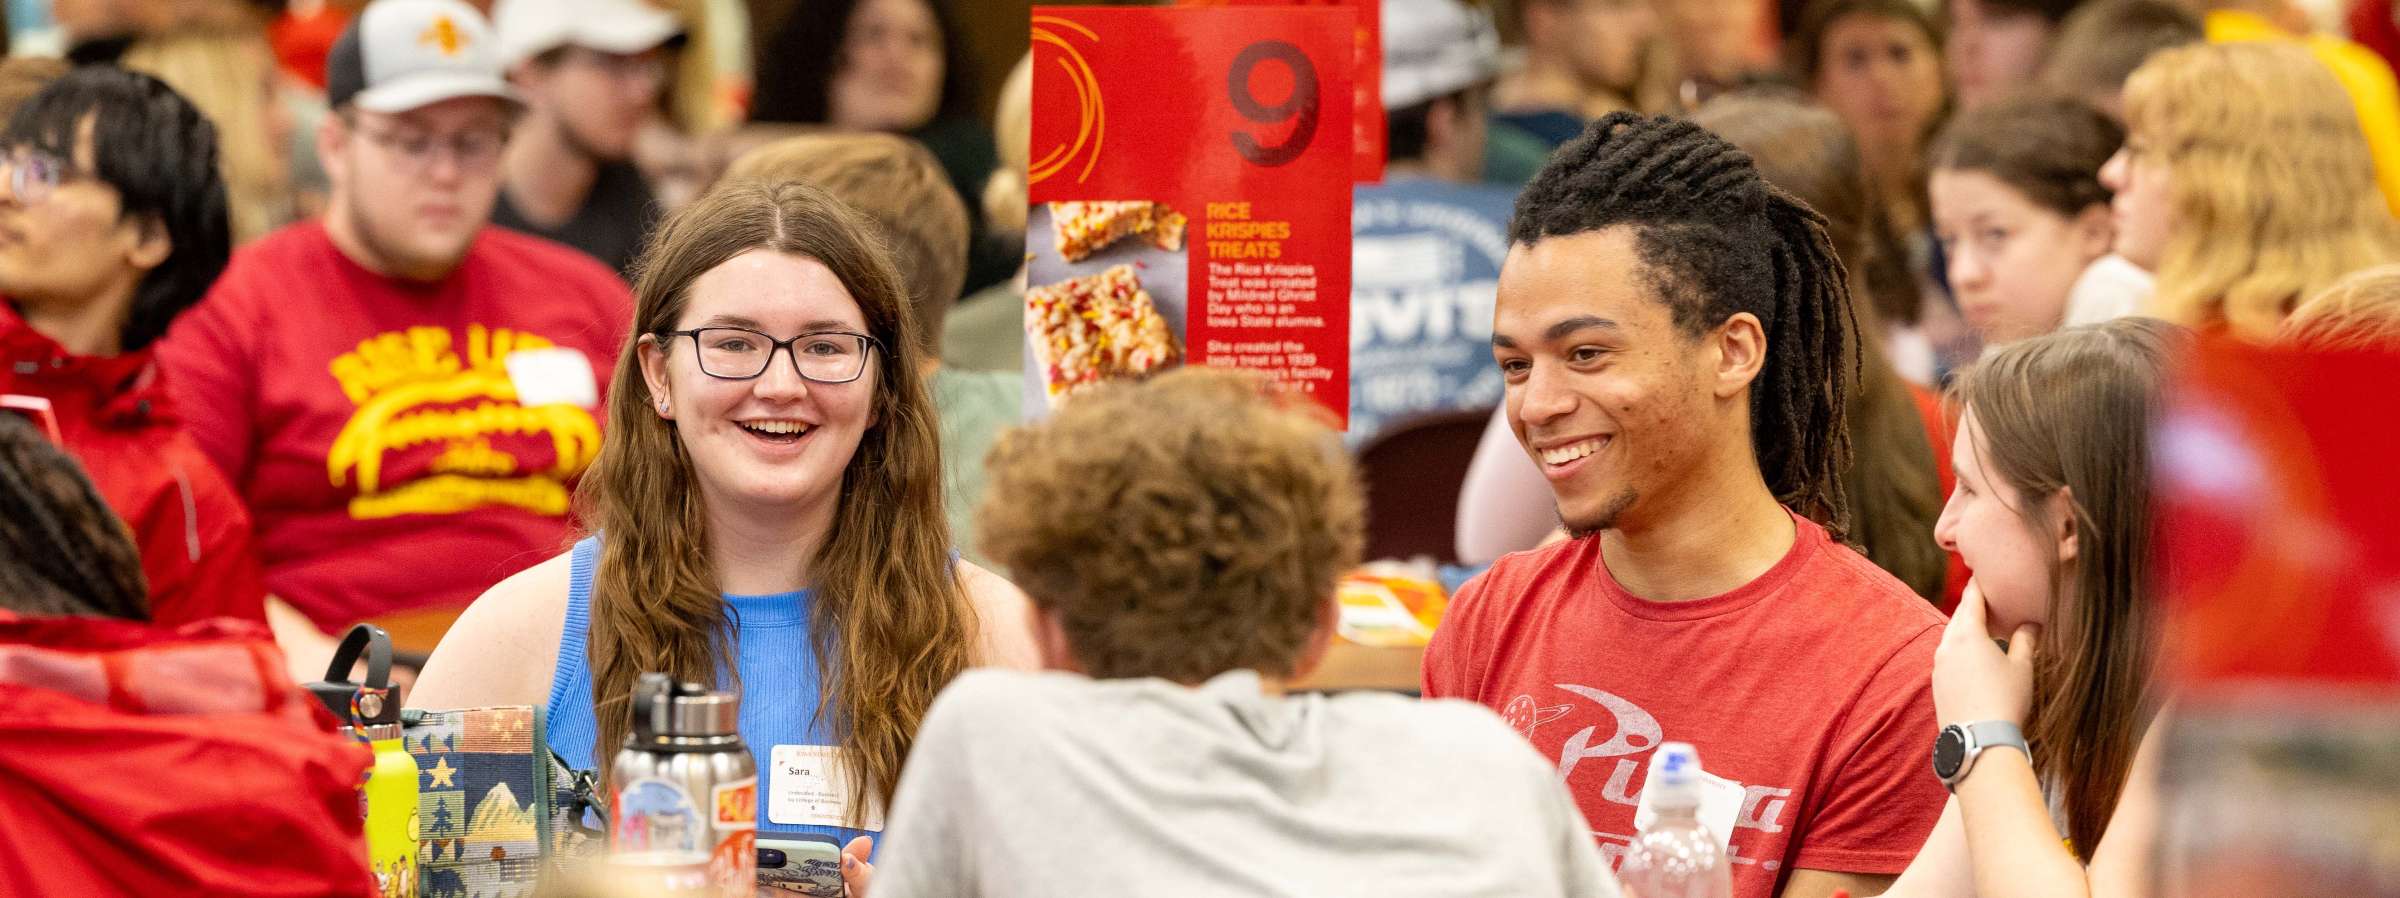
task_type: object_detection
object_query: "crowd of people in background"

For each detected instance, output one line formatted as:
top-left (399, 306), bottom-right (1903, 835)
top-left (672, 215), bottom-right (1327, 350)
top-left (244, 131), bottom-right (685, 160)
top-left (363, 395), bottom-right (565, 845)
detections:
top-left (2, 0), bottom-right (2399, 895)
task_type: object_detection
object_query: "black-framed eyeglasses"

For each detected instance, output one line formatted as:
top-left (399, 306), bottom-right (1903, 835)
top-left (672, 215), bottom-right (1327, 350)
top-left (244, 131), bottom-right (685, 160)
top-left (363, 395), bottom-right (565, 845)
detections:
top-left (660, 327), bottom-right (882, 383)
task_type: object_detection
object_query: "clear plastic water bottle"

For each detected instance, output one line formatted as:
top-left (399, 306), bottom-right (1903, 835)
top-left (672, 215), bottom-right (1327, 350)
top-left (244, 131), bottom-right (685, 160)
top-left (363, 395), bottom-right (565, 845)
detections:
top-left (1620, 742), bottom-right (1733, 898)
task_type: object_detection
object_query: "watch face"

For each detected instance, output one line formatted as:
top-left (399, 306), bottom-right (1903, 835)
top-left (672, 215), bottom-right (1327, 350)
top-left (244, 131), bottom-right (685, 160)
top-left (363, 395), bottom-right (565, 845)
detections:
top-left (1933, 726), bottom-right (1968, 779)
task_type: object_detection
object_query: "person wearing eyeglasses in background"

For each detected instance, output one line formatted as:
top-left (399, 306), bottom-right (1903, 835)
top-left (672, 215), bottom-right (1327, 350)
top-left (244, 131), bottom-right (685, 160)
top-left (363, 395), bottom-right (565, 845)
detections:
top-left (0, 67), bottom-right (266, 630)
top-left (155, 0), bottom-right (634, 680)
top-left (489, 0), bottom-right (682, 276)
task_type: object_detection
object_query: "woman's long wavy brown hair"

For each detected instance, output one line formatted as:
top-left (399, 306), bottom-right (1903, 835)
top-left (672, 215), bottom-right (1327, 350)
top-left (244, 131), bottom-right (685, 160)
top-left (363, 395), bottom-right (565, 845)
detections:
top-left (580, 180), bottom-right (973, 821)
top-left (1955, 317), bottom-right (2183, 860)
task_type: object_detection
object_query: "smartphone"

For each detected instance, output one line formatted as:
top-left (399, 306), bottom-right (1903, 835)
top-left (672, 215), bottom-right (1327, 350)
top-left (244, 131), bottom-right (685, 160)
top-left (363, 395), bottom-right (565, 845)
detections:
top-left (756, 836), bottom-right (846, 897)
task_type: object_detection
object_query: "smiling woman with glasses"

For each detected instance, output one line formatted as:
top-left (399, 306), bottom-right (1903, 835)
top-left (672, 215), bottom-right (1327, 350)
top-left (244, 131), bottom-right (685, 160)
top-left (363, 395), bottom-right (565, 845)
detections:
top-left (412, 178), bottom-right (1038, 893)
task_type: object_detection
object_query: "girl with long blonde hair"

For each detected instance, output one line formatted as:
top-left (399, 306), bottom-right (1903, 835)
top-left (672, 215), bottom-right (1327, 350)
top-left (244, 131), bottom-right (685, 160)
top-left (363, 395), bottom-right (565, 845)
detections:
top-left (414, 180), bottom-right (1036, 881)
top-left (2103, 41), bottom-right (2400, 342)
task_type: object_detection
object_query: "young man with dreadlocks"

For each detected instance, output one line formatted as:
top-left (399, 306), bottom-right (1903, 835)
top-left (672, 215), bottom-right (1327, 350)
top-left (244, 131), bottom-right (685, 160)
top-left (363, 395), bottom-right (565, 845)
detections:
top-left (1423, 113), bottom-right (1947, 898)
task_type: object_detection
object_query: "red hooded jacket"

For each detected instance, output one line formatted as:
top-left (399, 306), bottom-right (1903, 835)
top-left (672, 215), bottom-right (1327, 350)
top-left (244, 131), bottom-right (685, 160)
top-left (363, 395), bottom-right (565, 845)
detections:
top-left (0, 612), bottom-right (376, 897)
top-left (0, 308), bottom-right (267, 626)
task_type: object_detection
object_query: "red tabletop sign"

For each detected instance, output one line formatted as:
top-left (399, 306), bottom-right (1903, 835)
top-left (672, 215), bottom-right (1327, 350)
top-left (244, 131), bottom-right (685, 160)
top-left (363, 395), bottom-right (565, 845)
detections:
top-left (1025, 6), bottom-right (1355, 424)
top-left (2155, 339), bottom-right (2400, 688)
top-left (1179, 0), bottom-right (1383, 183)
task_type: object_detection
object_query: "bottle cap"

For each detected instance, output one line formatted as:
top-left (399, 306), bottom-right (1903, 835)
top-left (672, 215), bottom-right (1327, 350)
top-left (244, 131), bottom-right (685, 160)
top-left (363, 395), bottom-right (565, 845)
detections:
top-left (630, 672), bottom-right (742, 742)
top-left (1646, 741), bottom-right (1705, 809)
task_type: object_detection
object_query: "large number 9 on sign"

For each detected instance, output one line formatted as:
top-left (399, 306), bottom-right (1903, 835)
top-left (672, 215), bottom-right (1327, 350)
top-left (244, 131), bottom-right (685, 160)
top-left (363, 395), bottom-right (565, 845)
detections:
top-left (1228, 40), bottom-right (1319, 167)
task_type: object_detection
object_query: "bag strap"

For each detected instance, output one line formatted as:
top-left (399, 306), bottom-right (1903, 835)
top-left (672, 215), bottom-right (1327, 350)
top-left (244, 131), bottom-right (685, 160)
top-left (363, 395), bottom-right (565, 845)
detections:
top-left (555, 749), bottom-right (609, 840)
top-left (303, 624), bottom-right (397, 726)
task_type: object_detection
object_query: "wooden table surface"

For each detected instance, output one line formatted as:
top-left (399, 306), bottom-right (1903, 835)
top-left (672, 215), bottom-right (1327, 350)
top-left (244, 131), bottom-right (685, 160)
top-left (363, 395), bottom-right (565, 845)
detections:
top-left (1291, 640), bottom-right (1426, 694)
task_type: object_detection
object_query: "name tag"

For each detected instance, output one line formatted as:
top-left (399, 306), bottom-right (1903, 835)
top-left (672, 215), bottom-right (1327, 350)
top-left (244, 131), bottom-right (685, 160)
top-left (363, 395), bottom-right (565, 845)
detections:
top-left (505, 347), bottom-right (599, 409)
top-left (769, 744), bottom-right (884, 831)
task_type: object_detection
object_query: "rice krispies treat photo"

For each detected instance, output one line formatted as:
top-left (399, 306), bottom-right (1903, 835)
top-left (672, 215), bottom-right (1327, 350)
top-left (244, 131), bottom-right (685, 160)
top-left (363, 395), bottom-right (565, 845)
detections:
top-left (1051, 201), bottom-right (1188, 263)
top-left (1026, 264), bottom-right (1180, 403)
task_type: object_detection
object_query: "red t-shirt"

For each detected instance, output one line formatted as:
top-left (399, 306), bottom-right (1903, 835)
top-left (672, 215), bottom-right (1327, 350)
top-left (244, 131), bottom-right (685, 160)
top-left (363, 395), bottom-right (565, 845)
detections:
top-left (1424, 511), bottom-right (1948, 897)
top-left (157, 221), bottom-right (633, 631)
top-left (0, 311), bottom-right (267, 627)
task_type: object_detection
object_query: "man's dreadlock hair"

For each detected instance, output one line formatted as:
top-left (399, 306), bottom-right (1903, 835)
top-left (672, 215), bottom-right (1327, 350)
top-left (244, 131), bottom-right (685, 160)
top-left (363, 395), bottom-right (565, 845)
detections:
top-left (0, 414), bottom-right (148, 619)
top-left (1510, 112), bottom-right (1858, 537)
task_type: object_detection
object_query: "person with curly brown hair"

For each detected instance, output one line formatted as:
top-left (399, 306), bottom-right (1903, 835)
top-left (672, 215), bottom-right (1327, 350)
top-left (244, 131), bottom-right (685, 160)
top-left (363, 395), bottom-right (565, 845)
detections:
top-left (862, 368), bottom-right (1621, 898)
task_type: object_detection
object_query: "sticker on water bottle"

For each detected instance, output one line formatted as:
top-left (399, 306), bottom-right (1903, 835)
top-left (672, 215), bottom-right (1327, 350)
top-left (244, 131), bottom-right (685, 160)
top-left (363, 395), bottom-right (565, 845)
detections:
top-left (613, 777), bottom-right (705, 854)
top-left (707, 783), bottom-right (757, 898)
top-left (714, 780), bottom-right (757, 829)
top-left (1632, 767), bottom-right (1747, 855)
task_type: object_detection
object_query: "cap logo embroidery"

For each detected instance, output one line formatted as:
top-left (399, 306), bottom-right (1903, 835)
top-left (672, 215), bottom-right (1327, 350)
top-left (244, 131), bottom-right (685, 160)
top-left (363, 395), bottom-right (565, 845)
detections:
top-left (421, 15), bottom-right (468, 56)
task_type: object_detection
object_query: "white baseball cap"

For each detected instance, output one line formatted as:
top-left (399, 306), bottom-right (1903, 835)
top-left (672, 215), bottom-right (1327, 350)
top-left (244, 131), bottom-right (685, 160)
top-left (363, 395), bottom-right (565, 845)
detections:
top-left (493, 0), bottom-right (685, 69)
top-left (1382, 0), bottom-right (1501, 109)
top-left (325, 0), bottom-right (518, 113)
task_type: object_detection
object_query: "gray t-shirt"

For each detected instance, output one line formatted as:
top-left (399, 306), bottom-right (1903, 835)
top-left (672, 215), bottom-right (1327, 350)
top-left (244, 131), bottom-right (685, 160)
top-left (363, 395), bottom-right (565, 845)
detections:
top-left (871, 668), bottom-right (1622, 898)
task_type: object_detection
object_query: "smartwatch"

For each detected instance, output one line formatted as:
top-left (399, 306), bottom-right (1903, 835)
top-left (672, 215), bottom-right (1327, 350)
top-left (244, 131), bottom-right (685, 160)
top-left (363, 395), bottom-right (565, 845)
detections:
top-left (1932, 720), bottom-right (2029, 791)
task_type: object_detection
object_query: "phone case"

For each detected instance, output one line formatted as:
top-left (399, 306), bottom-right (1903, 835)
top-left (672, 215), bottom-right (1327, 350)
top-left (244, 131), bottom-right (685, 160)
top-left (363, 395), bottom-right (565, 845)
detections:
top-left (756, 837), bottom-right (845, 897)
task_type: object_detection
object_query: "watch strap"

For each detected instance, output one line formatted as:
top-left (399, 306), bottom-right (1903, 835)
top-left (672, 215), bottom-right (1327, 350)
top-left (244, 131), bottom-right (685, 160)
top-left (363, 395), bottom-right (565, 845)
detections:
top-left (1944, 720), bottom-right (2030, 790)
top-left (1964, 720), bottom-right (2028, 758)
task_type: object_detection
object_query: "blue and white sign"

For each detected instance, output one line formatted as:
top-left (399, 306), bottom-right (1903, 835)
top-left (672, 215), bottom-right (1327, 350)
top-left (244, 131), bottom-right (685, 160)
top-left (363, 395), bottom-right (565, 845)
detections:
top-left (1348, 178), bottom-right (1517, 447)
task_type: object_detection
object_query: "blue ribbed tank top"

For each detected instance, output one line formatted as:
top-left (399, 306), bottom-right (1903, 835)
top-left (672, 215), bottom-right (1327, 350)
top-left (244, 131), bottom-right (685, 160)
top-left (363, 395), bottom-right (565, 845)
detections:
top-left (547, 536), bottom-right (876, 852)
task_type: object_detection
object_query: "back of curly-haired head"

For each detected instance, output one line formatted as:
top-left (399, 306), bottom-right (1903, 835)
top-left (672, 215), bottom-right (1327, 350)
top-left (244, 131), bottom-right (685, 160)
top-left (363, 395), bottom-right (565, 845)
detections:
top-left (975, 369), bottom-right (1364, 682)
top-left (1510, 111), bottom-right (1857, 536)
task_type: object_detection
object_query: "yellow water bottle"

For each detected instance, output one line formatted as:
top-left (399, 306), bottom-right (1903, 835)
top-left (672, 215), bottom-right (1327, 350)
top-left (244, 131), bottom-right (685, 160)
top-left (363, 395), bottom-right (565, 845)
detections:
top-left (359, 693), bottom-right (419, 897)
top-left (306, 625), bottom-right (419, 897)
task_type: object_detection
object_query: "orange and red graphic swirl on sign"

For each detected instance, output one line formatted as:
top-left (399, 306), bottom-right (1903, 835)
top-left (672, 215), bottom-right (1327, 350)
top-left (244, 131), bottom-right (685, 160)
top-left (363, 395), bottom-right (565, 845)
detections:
top-left (1031, 15), bottom-right (1104, 186)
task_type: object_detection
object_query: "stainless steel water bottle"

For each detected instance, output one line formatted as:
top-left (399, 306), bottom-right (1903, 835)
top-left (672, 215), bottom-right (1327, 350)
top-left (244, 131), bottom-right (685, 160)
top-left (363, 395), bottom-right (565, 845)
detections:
top-left (607, 673), bottom-right (757, 898)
